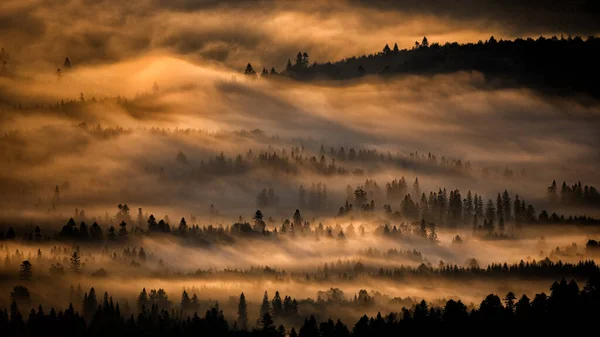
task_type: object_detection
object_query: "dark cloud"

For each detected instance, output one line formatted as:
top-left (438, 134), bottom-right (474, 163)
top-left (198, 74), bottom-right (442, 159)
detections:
top-left (151, 0), bottom-right (264, 11)
top-left (349, 0), bottom-right (600, 36)
top-left (0, 0), bottom-right (598, 73)
top-left (0, 4), bottom-right (46, 39)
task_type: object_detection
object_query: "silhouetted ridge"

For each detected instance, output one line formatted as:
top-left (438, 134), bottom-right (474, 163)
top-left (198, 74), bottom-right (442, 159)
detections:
top-left (247, 35), bottom-right (600, 98)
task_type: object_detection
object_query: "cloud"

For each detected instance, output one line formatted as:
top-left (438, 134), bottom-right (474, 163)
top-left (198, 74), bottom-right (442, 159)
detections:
top-left (348, 0), bottom-right (600, 36)
top-left (1, 0), bottom-right (597, 72)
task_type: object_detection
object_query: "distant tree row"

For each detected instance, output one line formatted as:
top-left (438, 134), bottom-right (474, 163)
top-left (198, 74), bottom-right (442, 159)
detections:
top-left (548, 180), bottom-right (600, 207)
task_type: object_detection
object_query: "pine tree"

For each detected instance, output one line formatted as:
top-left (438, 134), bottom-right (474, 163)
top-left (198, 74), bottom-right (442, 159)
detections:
top-left (271, 291), bottom-right (283, 318)
top-left (485, 199), bottom-right (496, 224)
top-left (20, 261), bottom-right (32, 280)
top-left (260, 291), bottom-right (270, 319)
top-left (147, 214), bottom-right (157, 232)
top-left (382, 44), bottom-right (391, 55)
top-left (496, 193), bottom-right (503, 221)
top-left (237, 293), bottom-right (248, 331)
top-left (502, 190), bottom-right (511, 220)
top-left (69, 252), bottom-right (81, 272)
top-left (295, 52), bottom-right (303, 69)
top-left (181, 290), bottom-right (190, 311)
top-left (178, 217), bottom-right (187, 235)
top-left (244, 63), bottom-right (256, 77)
top-left (302, 52), bottom-right (309, 68)
top-left (465, 191), bottom-right (474, 219)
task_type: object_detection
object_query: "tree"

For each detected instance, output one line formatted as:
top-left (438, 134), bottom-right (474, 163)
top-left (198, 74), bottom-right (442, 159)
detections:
top-left (293, 209), bottom-right (303, 227)
top-left (302, 52), bottom-right (309, 68)
top-left (253, 210), bottom-right (266, 232)
top-left (485, 199), bottom-right (495, 224)
top-left (272, 291), bottom-right (283, 318)
top-left (64, 57), bottom-right (72, 68)
top-left (84, 287), bottom-right (98, 319)
top-left (443, 299), bottom-right (468, 321)
top-left (176, 150), bottom-right (188, 164)
top-left (118, 221), bottom-right (128, 237)
top-left (6, 227), bottom-right (15, 240)
top-left (393, 43), bottom-right (399, 53)
top-left (244, 63), bottom-right (256, 77)
top-left (413, 177), bottom-right (420, 197)
top-left (285, 59), bottom-right (293, 71)
top-left (237, 293), bottom-right (248, 331)
top-left (428, 223), bottom-right (439, 243)
top-left (178, 217), bottom-right (188, 235)
top-left (295, 52), bottom-right (303, 69)
top-left (260, 291), bottom-right (270, 319)
top-left (502, 190), bottom-right (511, 220)
top-left (382, 44), bottom-right (391, 55)
top-left (515, 294), bottom-right (531, 320)
top-left (354, 188), bottom-right (367, 206)
top-left (180, 290), bottom-right (190, 311)
top-left (496, 193), bottom-right (503, 221)
top-left (20, 261), bottom-right (32, 280)
top-left (479, 294), bottom-right (504, 319)
top-left (147, 214), bottom-right (157, 232)
top-left (261, 68), bottom-right (269, 78)
top-left (137, 288), bottom-right (148, 312)
top-left (108, 226), bottom-right (116, 240)
top-left (260, 312), bottom-right (275, 333)
top-left (70, 251), bottom-right (81, 272)
top-left (10, 285), bottom-right (31, 306)
top-left (421, 36), bottom-right (429, 48)
top-left (504, 292), bottom-right (517, 316)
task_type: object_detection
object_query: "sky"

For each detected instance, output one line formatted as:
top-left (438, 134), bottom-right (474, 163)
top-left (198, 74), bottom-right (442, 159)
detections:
top-left (0, 0), bottom-right (598, 71)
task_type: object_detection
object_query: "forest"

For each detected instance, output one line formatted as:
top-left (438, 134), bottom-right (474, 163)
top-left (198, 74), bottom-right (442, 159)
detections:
top-left (1, 0), bottom-right (600, 335)
top-left (2, 277), bottom-right (600, 336)
top-left (243, 35), bottom-right (600, 98)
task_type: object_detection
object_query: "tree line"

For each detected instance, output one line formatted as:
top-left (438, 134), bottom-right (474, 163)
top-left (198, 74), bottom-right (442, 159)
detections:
top-left (3, 276), bottom-right (600, 336)
top-left (243, 35), bottom-right (600, 98)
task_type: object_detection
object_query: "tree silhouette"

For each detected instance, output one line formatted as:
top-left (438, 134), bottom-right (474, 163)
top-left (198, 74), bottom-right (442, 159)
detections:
top-left (19, 261), bottom-right (32, 280)
top-left (244, 63), bottom-right (256, 77)
top-left (237, 292), bottom-right (248, 331)
top-left (260, 291), bottom-right (270, 320)
top-left (69, 251), bottom-right (81, 272)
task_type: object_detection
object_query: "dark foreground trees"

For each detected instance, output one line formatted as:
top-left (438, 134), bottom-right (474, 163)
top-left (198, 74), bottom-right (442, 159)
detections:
top-left (2, 277), bottom-right (600, 336)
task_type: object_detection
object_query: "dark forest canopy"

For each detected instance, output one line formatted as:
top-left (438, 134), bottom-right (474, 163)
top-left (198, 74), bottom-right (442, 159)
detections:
top-left (246, 35), bottom-right (600, 98)
top-left (2, 277), bottom-right (600, 336)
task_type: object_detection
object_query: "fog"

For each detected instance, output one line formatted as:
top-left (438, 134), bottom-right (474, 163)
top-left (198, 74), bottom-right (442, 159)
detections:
top-left (1, 0), bottom-right (599, 330)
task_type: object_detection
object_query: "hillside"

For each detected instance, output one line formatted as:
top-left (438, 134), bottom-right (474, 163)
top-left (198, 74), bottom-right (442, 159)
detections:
top-left (251, 36), bottom-right (600, 98)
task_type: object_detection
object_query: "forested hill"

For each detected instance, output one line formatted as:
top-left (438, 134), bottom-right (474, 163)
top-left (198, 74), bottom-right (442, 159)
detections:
top-left (246, 35), bottom-right (600, 98)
